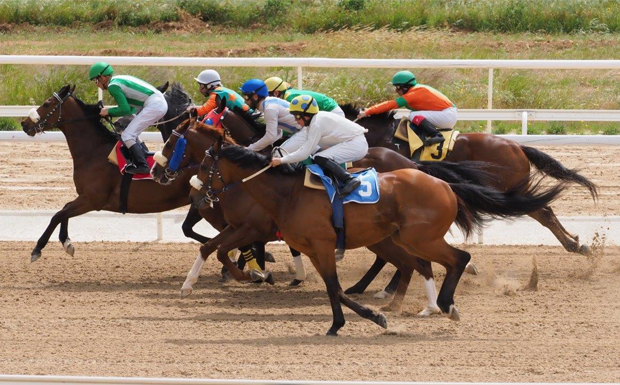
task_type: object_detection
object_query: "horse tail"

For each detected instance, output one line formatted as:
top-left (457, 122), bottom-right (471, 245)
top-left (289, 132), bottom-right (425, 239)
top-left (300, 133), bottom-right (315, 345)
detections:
top-left (449, 178), bottom-right (568, 239)
top-left (417, 160), bottom-right (497, 187)
top-left (520, 145), bottom-right (598, 200)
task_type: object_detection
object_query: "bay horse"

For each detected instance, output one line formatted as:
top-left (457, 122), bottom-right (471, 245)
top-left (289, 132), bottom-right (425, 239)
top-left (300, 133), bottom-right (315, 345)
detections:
top-left (188, 129), bottom-right (565, 334)
top-left (19, 84), bottom-right (227, 262)
top-left (340, 104), bottom-right (598, 255)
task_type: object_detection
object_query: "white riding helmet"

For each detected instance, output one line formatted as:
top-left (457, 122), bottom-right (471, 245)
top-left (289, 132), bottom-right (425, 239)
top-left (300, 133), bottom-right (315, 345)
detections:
top-left (195, 69), bottom-right (222, 88)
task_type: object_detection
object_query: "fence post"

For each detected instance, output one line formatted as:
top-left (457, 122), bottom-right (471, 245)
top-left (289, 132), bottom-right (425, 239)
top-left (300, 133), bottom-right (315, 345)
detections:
top-left (521, 111), bottom-right (528, 135)
top-left (297, 66), bottom-right (303, 89)
top-left (486, 68), bottom-right (493, 133)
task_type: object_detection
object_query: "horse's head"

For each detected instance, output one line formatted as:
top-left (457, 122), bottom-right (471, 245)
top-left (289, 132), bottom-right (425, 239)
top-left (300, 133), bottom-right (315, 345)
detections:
top-left (151, 118), bottom-right (195, 185)
top-left (189, 132), bottom-right (225, 210)
top-left (213, 94), bottom-right (265, 146)
top-left (21, 84), bottom-right (77, 136)
top-left (159, 82), bottom-right (192, 141)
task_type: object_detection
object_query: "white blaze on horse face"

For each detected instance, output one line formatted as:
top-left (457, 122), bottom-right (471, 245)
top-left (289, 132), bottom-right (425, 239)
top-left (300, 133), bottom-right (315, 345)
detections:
top-left (189, 175), bottom-right (203, 190)
top-left (28, 108), bottom-right (40, 123)
top-left (153, 151), bottom-right (168, 167)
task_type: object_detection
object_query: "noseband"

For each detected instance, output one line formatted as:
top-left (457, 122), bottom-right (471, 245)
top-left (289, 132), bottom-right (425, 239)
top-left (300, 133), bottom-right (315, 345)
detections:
top-left (28, 91), bottom-right (71, 134)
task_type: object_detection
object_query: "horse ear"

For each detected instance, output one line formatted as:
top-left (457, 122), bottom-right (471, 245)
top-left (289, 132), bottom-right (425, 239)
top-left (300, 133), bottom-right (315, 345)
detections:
top-left (70, 84), bottom-right (76, 94)
top-left (157, 82), bottom-right (169, 93)
top-left (213, 133), bottom-right (223, 154)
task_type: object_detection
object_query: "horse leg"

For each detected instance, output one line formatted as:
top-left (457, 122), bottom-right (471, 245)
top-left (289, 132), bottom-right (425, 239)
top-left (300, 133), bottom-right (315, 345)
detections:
top-left (289, 246), bottom-right (306, 287)
top-left (391, 233), bottom-right (470, 321)
top-left (528, 207), bottom-right (590, 255)
top-left (374, 269), bottom-right (401, 299)
top-left (181, 225), bottom-right (240, 297)
top-left (182, 206), bottom-right (211, 244)
top-left (252, 242), bottom-right (266, 270)
top-left (32, 197), bottom-right (94, 262)
top-left (214, 226), bottom-right (272, 283)
top-left (344, 255), bottom-right (388, 294)
top-left (58, 218), bottom-right (74, 257)
top-left (380, 266), bottom-right (412, 313)
top-left (412, 259), bottom-right (441, 317)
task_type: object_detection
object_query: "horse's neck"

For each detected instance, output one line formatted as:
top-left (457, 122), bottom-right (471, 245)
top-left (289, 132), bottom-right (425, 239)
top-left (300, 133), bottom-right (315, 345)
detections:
top-left (228, 163), bottom-right (296, 218)
top-left (187, 130), bottom-right (218, 163)
top-left (61, 119), bottom-right (114, 166)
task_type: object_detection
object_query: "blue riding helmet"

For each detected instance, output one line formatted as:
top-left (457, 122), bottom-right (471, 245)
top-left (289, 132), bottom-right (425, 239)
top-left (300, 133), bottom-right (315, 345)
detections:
top-left (240, 79), bottom-right (269, 98)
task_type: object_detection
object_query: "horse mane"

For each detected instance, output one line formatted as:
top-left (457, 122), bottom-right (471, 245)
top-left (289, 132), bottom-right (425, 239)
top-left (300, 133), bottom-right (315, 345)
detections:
top-left (194, 121), bottom-right (238, 145)
top-left (219, 144), bottom-right (304, 176)
top-left (72, 96), bottom-right (119, 143)
top-left (166, 82), bottom-right (192, 107)
top-left (232, 107), bottom-right (266, 135)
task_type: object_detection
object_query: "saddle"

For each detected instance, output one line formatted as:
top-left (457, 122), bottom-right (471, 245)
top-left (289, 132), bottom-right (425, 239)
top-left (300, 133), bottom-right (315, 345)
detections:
top-left (107, 141), bottom-right (156, 180)
top-left (304, 162), bottom-right (354, 190)
top-left (394, 118), bottom-right (459, 161)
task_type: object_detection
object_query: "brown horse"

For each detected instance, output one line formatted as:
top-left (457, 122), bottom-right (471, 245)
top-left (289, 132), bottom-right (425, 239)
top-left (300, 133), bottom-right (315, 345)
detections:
top-left (340, 104), bottom-right (598, 255)
top-left (19, 84), bottom-right (227, 262)
top-left (188, 127), bottom-right (566, 334)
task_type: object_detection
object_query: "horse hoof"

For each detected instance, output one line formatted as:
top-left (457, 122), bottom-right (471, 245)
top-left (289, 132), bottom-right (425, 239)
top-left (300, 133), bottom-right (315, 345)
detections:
top-left (380, 304), bottom-right (400, 313)
top-left (180, 287), bottom-right (193, 298)
top-left (448, 305), bottom-right (460, 321)
top-left (31, 249), bottom-right (42, 263)
top-left (374, 290), bottom-right (393, 299)
top-left (63, 239), bottom-right (74, 257)
top-left (344, 286), bottom-right (364, 295)
top-left (218, 272), bottom-right (231, 283)
top-left (335, 249), bottom-right (345, 262)
top-left (376, 313), bottom-right (388, 329)
top-left (288, 279), bottom-right (304, 287)
top-left (578, 245), bottom-right (591, 256)
top-left (264, 252), bottom-right (276, 263)
top-left (326, 329), bottom-right (339, 336)
top-left (464, 262), bottom-right (479, 275)
top-left (417, 306), bottom-right (442, 317)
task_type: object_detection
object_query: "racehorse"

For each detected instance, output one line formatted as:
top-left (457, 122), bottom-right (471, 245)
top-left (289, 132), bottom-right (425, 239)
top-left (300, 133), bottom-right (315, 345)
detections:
top-left (340, 104), bottom-right (598, 255)
top-left (19, 84), bottom-right (226, 262)
top-left (187, 125), bottom-right (566, 334)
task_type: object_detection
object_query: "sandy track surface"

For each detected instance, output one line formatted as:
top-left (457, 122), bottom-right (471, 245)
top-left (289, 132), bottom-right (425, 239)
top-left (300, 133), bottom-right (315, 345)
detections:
top-left (1, 241), bottom-right (619, 381)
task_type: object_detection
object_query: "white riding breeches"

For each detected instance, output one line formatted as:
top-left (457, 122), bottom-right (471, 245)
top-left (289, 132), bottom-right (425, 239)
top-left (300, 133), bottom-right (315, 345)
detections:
top-left (312, 135), bottom-right (368, 164)
top-left (121, 94), bottom-right (168, 147)
top-left (408, 106), bottom-right (458, 129)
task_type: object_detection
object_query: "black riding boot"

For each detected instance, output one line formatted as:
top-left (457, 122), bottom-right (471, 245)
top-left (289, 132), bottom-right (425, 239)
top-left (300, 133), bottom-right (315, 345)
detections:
top-left (126, 144), bottom-right (151, 174)
top-left (416, 117), bottom-right (445, 145)
top-left (314, 156), bottom-right (361, 197)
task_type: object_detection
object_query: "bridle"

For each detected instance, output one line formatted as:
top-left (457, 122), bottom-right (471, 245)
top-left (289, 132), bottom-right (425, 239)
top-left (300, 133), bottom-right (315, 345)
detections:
top-left (190, 146), bottom-right (271, 208)
top-left (28, 91), bottom-right (72, 134)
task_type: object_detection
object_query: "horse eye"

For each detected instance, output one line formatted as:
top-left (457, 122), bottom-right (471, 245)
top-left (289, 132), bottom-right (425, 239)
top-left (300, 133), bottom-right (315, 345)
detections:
top-left (199, 165), bottom-right (207, 171)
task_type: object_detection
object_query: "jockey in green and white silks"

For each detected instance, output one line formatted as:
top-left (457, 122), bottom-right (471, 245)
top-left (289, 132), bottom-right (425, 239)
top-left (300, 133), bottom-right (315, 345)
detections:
top-left (264, 76), bottom-right (345, 117)
top-left (89, 61), bottom-right (168, 174)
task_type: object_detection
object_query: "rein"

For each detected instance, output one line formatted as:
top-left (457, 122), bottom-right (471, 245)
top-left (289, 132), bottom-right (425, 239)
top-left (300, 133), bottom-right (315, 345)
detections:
top-left (28, 91), bottom-right (72, 133)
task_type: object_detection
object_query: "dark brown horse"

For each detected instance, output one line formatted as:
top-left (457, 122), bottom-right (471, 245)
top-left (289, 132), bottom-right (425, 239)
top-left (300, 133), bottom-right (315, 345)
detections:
top-left (19, 84), bottom-right (226, 262)
top-left (341, 104), bottom-right (598, 255)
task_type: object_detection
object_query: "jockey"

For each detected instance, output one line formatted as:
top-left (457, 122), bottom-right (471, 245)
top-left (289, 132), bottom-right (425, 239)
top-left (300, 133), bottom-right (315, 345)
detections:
top-left (187, 69), bottom-right (250, 120)
top-left (264, 76), bottom-right (345, 117)
top-left (90, 61), bottom-right (168, 174)
top-left (270, 95), bottom-right (368, 196)
top-left (357, 70), bottom-right (457, 146)
top-left (240, 79), bottom-right (302, 152)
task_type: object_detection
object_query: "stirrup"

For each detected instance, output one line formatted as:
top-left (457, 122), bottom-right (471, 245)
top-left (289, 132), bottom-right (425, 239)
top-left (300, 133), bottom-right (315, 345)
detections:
top-left (339, 178), bottom-right (361, 197)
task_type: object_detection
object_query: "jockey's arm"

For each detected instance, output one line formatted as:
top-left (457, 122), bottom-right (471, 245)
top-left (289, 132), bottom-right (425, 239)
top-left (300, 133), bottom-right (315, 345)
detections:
top-left (107, 84), bottom-right (136, 117)
top-left (247, 108), bottom-right (282, 152)
top-left (280, 127), bottom-right (320, 164)
top-left (196, 94), bottom-right (217, 116)
top-left (364, 99), bottom-right (399, 116)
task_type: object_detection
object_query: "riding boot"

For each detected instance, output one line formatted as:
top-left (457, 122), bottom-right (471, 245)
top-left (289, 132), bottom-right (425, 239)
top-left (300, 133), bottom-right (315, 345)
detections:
top-left (412, 116), bottom-right (445, 146)
top-left (314, 156), bottom-right (361, 197)
top-left (126, 144), bottom-right (151, 174)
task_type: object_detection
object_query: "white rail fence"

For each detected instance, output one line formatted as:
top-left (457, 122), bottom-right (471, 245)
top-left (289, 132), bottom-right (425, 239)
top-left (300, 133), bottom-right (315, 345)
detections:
top-left (2, 56), bottom-right (620, 242)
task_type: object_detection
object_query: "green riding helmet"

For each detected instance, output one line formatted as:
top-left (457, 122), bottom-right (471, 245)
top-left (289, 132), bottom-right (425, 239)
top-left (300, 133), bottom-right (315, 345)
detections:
top-left (391, 70), bottom-right (417, 87)
top-left (89, 62), bottom-right (114, 80)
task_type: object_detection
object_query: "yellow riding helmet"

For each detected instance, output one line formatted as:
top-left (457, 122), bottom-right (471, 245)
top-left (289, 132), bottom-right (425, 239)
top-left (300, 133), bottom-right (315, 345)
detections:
top-left (265, 76), bottom-right (290, 92)
top-left (289, 95), bottom-right (319, 115)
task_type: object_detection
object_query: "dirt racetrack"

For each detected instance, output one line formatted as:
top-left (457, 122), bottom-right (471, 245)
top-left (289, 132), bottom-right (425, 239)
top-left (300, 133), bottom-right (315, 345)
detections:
top-left (1, 141), bottom-right (620, 381)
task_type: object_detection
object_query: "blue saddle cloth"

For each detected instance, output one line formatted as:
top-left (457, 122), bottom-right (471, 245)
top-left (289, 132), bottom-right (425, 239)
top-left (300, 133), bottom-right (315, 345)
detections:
top-left (307, 164), bottom-right (380, 204)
